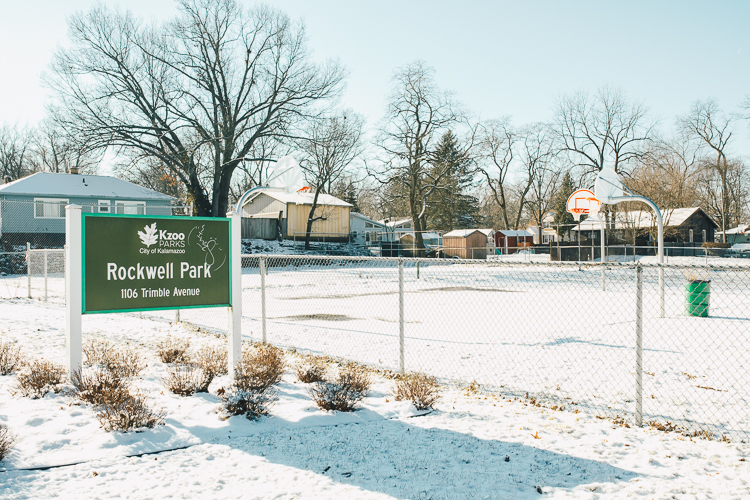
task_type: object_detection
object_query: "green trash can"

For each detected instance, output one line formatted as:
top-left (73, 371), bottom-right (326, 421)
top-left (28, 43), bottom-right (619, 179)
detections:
top-left (684, 280), bottom-right (710, 317)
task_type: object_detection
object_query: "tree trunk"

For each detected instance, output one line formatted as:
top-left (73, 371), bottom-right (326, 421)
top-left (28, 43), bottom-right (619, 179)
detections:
top-left (304, 188), bottom-right (323, 250)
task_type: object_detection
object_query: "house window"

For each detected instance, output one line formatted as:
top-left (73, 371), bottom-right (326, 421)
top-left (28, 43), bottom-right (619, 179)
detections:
top-left (689, 229), bottom-right (693, 243)
top-left (365, 222), bottom-right (375, 228)
top-left (98, 200), bottom-right (112, 213)
top-left (34, 198), bottom-right (68, 218)
top-left (115, 201), bottom-right (146, 215)
top-left (702, 229), bottom-right (706, 243)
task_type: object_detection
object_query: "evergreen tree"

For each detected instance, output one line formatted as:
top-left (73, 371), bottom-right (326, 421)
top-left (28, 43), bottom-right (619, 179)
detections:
top-left (553, 171), bottom-right (576, 239)
top-left (427, 131), bottom-right (480, 231)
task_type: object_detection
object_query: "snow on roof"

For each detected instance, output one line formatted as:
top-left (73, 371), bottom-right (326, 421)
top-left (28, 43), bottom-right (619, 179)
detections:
top-left (0, 172), bottom-right (175, 201)
top-left (350, 212), bottom-right (385, 225)
top-left (720, 224), bottom-right (750, 235)
top-left (443, 228), bottom-right (494, 238)
top-left (245, 188), bottom-right (352, 208)
top-left (571, 207), bottom-right (717, 231)
top-left (376, 218), bottom-right (412, 228)
top-left (497, 229), bottom-right (533, 237)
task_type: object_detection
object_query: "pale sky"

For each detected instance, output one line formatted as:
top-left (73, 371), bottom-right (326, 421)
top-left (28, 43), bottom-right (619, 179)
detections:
top-left (2, 0), bottom-right (749, 154)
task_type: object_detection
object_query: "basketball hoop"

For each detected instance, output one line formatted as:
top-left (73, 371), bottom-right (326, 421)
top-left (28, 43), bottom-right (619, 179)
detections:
top-left (566, 189), bottom-right (601, 221)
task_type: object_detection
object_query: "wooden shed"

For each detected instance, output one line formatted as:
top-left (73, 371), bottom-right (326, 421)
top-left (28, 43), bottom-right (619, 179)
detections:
top-left (494, 229), bottom-right (534, 254)
top-left (241, 188), bottom-right (352, 241)
top-left (442, 229), bottom-right (494, 259)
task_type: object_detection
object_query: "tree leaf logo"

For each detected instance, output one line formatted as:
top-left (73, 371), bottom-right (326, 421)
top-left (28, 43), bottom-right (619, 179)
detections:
top-left (137, 222), bottom-right (159, 247)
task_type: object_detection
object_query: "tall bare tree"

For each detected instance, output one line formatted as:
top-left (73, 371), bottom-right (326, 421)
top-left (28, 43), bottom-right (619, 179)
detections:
top-left (297, 111), bottom-right (364, 249)
top-left (679, 99), bottom-right (736, 241)
top-left (372, 61), bottom-right (464, 251)
top-left (519, 124), bottom-right (560, 245)
top-left (34, 121), bottom-right (101, 174)
top-left (555, 86), bottom-right (652, 181)
top-left (46, 0), bottom-right (345, 216)
top-left (476, 118), bottom-right (519, 229)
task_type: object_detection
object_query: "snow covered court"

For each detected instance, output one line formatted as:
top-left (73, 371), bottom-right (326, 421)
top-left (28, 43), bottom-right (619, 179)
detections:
top-left (1, 256), bottom-right (749, 498)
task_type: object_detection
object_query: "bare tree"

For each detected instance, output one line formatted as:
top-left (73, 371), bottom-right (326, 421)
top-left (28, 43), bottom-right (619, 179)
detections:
top-left (46, 0), bottom-right (345, 217)
top-left (34, 121), bottom-right (101, 174)
top-left (555, 86), bottom-right (652, 181)
top-left (297, 111), bottom-right (364, 249)
top-left (476, 118), bottom-right (519, 229)
top-left (0, 124), bottom-right (37, 181)
top-left (679, 99), bottom-right (736, 241)
top-left (519, 124), bottom-right (561, 245)
top-left (372, 61), bottom-right (463, 251)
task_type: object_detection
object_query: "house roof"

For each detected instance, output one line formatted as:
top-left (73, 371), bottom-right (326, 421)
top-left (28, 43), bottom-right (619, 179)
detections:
top-left (571, 207), bottom-right (718, 231)
top-left (497, 229), bottom-right (533, 237)
top-left (376, 218), bottom-right (412, 228)
top-left (443, 228), bottom-right (494, 238)
top-left (719, 224), bottom-right (749, 235)
top-left (0, 172), bottom-right (175, 201)
top-left (244, 188), bottom-right (352, 208)
top-left (350, 212), bottom-right (386, 226)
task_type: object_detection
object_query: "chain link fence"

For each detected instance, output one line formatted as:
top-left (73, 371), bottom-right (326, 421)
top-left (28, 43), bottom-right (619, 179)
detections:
top-left (157, 256), bottom-right (750, 441)
top-left (2, 221), bottom-right (748, 440)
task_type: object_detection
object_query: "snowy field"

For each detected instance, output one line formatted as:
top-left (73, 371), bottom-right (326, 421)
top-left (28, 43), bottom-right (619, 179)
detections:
top-left (1, 299), bottom-right (749, 499)
top-left (2, 255), bottom-right (750, 441)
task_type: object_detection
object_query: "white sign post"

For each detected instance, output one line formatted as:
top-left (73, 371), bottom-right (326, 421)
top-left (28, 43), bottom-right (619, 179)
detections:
top-left (227, 211), bottom-right (243, 378)
top-left (65, 205), bottom-right (83, 379)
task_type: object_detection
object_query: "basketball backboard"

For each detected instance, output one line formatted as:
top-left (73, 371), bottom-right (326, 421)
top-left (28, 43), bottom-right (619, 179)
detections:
top-left (594, 166), bottom-right (625, 204)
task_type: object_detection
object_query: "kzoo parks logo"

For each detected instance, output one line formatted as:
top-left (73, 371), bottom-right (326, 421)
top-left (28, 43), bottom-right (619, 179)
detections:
top-left (136, 221), bottom-right (226, 272)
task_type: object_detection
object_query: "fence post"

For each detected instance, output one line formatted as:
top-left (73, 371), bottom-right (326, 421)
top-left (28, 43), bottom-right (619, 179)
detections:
top-left (27, 242), bottom-right (31, 298)
top-left (260, 255), bottom-right (267, 344)
top-left (635, 262), bottom-right (643, 427)
top-left (398, 258), bottom-right (405, 374)
top-left (44, 249), bottom-right (48, 302)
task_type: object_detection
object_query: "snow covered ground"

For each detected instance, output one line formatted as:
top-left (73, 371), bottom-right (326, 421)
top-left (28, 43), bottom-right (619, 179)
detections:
top-left (1, 299), bottom-right (749, 499)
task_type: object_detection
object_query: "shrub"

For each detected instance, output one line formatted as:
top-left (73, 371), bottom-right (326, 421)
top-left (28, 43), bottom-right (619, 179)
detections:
top-left (394, 373), bottom-right (440, 410)
top-left (240, 344), bottom-right (285, 391)
top-left (95, 391), bottom-right (165, 432)
top-left (83, 339), bottom-right (146, 378)
top-left (83, 338), bottom-right (114, 366)
top-left (16, 359), bottom-right (66, 398)
top-left (0, 339), bottom-right (24, 375)
top-left (156, 336), bottom-right (190, 364)
top-left (294, 358), bottom-right (327, 384)
top-left (309, 364), bottom-right (371, 412)
top-left (105, 346), bottom-right (146, 379)
top-left (0, 424), bottom-right (14, 462)
top-left (194, 344), bottom-right (228, 376)
top-left (701, 242), bottom-right (731, 249)
top-left (71, 367), bottom-right (128, 405)
top-left (163, 365), bottom-right (213, 396)
top-left (220, 344), bottom-right (285, 420)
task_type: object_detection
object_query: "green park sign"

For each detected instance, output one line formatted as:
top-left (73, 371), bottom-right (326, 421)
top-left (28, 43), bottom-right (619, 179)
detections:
top-left (82, 214), bottom-right (231, 314)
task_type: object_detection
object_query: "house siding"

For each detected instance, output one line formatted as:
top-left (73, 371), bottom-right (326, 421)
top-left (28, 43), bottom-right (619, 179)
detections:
top-left (287, 203), bottom-right (350, 239)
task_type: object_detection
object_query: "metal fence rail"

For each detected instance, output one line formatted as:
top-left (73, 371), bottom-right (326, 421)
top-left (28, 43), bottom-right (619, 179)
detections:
top-left (158, 255), bottom-right (750, 440)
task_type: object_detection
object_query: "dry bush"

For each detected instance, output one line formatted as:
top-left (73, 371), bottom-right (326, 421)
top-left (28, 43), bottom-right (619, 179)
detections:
top-left (95, 391), bottom-right (165, 432)
top-left (156, 336), bottom-right (190, 364)
top-left (0, 423), bottom-right (14, 462)
top-left (221, 385), bottom-right (278, 420)
top-left (71, 367), bottom-right (128, 405)
top-left (309, 364), bottom-right (371, 412)
top-left (394, 373), bottom-right (440, 410)
top-left (83, 338), bottom-right (113, 366)
top-left (0, 340), bottom-right (24, 375)
top-left (163, 365), bottom-right (213, 396)
top-left (220, 344), bottom-right (285, 420)
top-left (105, 346), bottom-right (146, 379)
top-left (83, 339), bottom-right (146, 378)
top-left (16, 359), bottom-right (66, 398)
top-left (194, 344), bottom-right (228, 376)
top-left (294, 358), bottom-right (326, 384)
top-left (239, 344), bottom-right (285, 391)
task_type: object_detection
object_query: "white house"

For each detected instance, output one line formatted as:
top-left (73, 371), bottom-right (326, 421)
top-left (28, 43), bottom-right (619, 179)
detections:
top-left (349, 212), bottom-right (387, 246)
